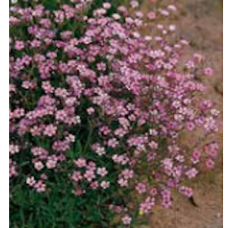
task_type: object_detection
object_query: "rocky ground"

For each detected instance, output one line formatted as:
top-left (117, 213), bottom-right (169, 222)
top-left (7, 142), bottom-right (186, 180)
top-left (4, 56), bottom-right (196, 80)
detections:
top-left (140, 0), bottom-right (223, 227)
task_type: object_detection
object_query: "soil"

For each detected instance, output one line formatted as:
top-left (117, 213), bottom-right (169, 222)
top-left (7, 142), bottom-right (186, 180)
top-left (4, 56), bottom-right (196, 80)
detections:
top-left (140, 0), bottom-right (223, 227)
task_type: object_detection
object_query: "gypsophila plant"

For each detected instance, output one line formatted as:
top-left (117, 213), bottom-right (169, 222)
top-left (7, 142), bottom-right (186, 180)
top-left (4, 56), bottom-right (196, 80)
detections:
top-left (9, 0), bottom-right (220, 227)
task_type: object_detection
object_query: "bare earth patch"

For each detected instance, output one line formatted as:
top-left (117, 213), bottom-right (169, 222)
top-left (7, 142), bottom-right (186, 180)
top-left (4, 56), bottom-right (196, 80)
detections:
top-left (140, 0), bottom-right (223, 227)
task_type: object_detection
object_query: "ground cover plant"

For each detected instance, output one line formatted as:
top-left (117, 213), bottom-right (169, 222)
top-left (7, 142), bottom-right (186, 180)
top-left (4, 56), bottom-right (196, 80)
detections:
top-left (9, 0), bottom-right (220, 227)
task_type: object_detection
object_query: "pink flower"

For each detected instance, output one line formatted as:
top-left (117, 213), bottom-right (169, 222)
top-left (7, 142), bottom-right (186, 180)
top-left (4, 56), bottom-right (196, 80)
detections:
top-left (55, 110), bottom-right (67, 121)
top-left (185, 168), bottom-right (198, 179)
top-left (206, 142), bottom-right (219, 158)
top-left (118, 178), bottom-right (128, 187)
top-left (103, 2), bottom-right (111, 9)
top-left (14, 41), bottom-right (25, 50)
top-left (140, 197), bottom-right (155, 213)
top-left (26, 176), bottom-right (36, 186)
top-left (168, 5), bottom-right (177, 12)
top-left (130, 1), bottom-right (139, 8)
top-left (179, 186), bottom-right (193, 198)
top-left (84, 169), bottom-right (95, 182)
top-left (147, 11), bottom-right (156, 20)
top-left (34, 161), bottom-right (44, 171)
top-left (97, 62), bottom-right (106, 71)
top-left (161, 190), bottom-right (172, 208)
top-left (97, 167), bottom-right (108, 177)
top-left (194, 53), bottom-right (205, 63)
top-left (205, 159), bottom-right (215, 169)
top-left (136, 182), bottom-right (147, 194)
top-left (150, 188), bottom-right (158, 196)
top-left (43, 124), bottom-right (57, 137)
top-left (87, 107), bottom-right (95, 115)
top-left (74, 158), bottom-right (87, 168)
top-left (186, 122), bottom-right (195, 131)
top-left (113, 13), bottom-right (121, 20)
top-left (9, 144), bottom-right (19, 155)
top-left (100, 181), bottom-right (110, 189)
top-left (92, 143), bottom-right (106, 156)
top-left (90, 181), bottom-right (99, 189)
top-left (149, 141), bottom-right (158, 149)
top-left (107, 138), bottom-right (119, 148)
top-left (34, 180), bottom-right (46, 193)
top-left (46, 159), bottom-right (57, 169)
top-left (65, 134), bottom-right (75, 143)
top-left (42, 81), bottom-right (54, 93)
top-left (203, 67), bottom-right (214, 76)
top-left (72, 171), bottom-right (83, 182)
top-left (191, 149), bottom-right (201, 164)
top-left (122, 215), bottom-right (132, 225)
top-left (118, 6), bottom-right (127, 13)
top-left (122, 169), bottom-right (134, 179)
top-left (9, 164), bottom-right (17, 178)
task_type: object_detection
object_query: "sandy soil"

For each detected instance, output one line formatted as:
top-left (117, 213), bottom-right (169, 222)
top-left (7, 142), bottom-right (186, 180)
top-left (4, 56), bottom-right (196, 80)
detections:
top-left (140, 0), bottom-right (223, 227)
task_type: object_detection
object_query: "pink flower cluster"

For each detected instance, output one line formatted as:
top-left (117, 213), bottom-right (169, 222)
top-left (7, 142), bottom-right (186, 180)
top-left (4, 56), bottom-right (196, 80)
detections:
top-left (10, 0), bottom-right (219, 226)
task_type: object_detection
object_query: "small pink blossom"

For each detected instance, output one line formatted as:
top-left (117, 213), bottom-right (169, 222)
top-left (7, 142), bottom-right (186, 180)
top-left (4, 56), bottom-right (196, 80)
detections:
top-left (72, 171), bottom-right (83, 182)
top-left (14, 41), bottom-right (25, 50)
top-left (34, 161), bottom-right (44, 171)
top-left (46, 159), bottom-right (57, 169)
top-left (185, 168), bottom-right (198, 179)
top-left (107, 138), bottom-right (119, 148)
top-left (118, 178), bottom-right (128, 187)
top-left (122, 215), bottom-right (132, 225)
top-left (90, 181), bottom-right (99, 190)
top-left (34, 180), bottom-right (46, 193)
top-left (74, 158), bottom-right (87, 168)
top-left (26, 176), bottom-right (36, 186)
top-left (84, 169), bottom-right (95, 182)
top-left (179, 186), bottom-right (193, 198)
top-left (205, 159), bottom-right (215, 169)
top-left (103, 3), bottom-right (111, 9)
top-left (100, 181), bottom-right (110, 189)
top-left (43, 124), bottom-right (57, 137)
top-left (9, 144), bottom-right (19, 155)
top-left (87, 107), bottom-right (95, 115)
top-left (203, 67), bottom-right (214, 76)
top-left (97, 167), bottom-right (108, 177)
top-left (136, 182), bottom-right (147, 194)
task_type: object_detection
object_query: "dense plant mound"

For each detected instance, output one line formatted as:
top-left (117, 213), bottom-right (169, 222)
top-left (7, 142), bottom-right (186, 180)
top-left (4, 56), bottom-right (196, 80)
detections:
top-left (10, 0), bottom-right (219, 227)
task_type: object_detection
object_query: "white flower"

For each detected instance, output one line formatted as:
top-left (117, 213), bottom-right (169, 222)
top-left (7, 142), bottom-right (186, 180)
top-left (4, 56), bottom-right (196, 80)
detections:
top-left (122, 215), bottom-right (132, 225)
